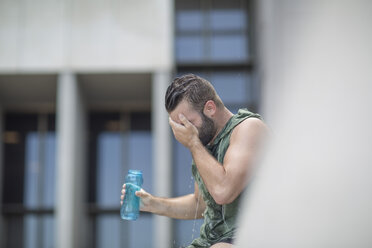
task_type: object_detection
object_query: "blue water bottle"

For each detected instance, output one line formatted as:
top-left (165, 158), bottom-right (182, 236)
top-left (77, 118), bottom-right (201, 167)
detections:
top-left (120, 170), bottom-right (143, 220)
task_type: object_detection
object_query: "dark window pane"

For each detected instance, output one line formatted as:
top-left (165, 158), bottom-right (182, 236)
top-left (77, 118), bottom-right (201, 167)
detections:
top-left (43, 133), bottom-right (56, 207)
top-left (3, 113), bottom-right (56, 248)
top-left (89, 112), bottom-right (153, 248)
top-left (47, 114), bottom-right (56, 131)
top-left (128, 131), bottom-right (152, 191)
top-left (176, 36), bottom-right (204, 62)
top-left (24, 216), bottom-right (38, 248)
top-left (96, 132), bottom-right (124, 208)
top-left (87, 113), bottom-right (121, 204)
top-left (4, 113), bottom-right (38, 131)
top-left (128, 214), bottom-right (153, 248)
top-left (210, 34), bottom-right (248, 61)
top-left (177, 10), bottom-right (204, 31)
top-left (3, 114), bottom-right (56, 207)
top-left (211, 0), bottom-right (243, 9)
top-left (210, 72), bottom-right (251, 105)
top-left (127, 131), bottom-right (153, 248)
top-left (3, 114), bottom-right (37, 204)
top-left (210, 10), bottom-right (246, 31)
top-left (173, 141), bottom-right (193, 196)
top-left (42, 216), bottom-right (54, 248)
top-left (5, 215), bottom-right (54, 248)
top-left (174, 219), bottom-right (204, 247)
top-left (130, 112), bottom-right (151, 131)
top-left (97, 215), bottom-right (121, 248)
top-left (24, 132), bottom-right (39, 208)
top-left (95, 125), bottom-right (152, 208)
top-left (4, 216), bottom-right (24, 247)
top-left (176, 0), bottom-right (201, 9)
top-left (96, 214), bottom-right (153, 248)
top-left (24, 131), bottom-right (56, 208)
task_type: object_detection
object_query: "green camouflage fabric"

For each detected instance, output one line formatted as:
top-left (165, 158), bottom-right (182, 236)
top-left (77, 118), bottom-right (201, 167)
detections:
top-left (187, 109), bottom-right (261, 248)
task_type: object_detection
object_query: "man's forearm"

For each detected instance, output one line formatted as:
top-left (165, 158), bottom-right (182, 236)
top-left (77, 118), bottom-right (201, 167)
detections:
top-left (147, 193), bottom-right (205, 220)
top-left (189, 143), bottom-right (227, 200)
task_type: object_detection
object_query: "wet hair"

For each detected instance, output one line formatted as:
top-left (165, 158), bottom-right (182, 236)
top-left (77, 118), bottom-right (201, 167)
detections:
top-left (165, 74), bottom-right (223, 113)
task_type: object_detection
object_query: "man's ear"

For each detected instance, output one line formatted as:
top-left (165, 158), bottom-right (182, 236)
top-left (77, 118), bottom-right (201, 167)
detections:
top-left (203, 100), bottom-right (217, 118)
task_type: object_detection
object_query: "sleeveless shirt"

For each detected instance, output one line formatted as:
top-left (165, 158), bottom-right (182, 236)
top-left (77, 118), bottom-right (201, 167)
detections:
top-left (188, 109), bottom-right (262, 248)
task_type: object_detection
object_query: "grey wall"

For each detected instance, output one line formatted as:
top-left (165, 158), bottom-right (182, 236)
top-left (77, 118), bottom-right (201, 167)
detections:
top-left (237, 1), bottom-right (372, 247)
top-left (0, 0), bottom-right (173, 72)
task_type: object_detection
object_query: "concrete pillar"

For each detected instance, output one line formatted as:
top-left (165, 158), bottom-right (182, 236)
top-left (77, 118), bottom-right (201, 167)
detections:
top-left (0, 107), bottom-right (3, 247)
top-left (152, 71), bottom-right (173, 248)
top-left (56, 72), bottom-right (87, 248)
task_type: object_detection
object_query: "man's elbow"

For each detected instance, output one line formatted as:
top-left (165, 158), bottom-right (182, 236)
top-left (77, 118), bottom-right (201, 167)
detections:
top-left (215, 197), bottom-right (234, 205)
top-left (211, 186), bottom-right (235, 205)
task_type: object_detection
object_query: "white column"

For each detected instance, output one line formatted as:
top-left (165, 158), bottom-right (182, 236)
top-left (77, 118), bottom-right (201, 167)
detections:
top-left (56, 72), bottom-right (87, 248)
top-left (152, 71), bottom-right (173, 248)
top-left (0, 107), bottom-right (3, 247)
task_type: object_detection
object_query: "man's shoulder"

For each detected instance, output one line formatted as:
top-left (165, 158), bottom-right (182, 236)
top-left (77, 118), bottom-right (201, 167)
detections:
top-left (231, 117), bottom-right (266, 140)
top-left (235, 116), bottom-right (265, 131)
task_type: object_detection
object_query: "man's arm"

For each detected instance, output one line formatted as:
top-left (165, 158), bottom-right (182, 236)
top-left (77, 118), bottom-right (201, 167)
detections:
top-left (170, 115), bottom-right (267, 205)
top-left (121, 182), bottom-right (205, 220)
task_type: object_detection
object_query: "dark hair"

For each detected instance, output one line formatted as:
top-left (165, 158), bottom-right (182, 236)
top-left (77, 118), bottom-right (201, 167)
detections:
top-left (165, 74), bottom-right (223, 113)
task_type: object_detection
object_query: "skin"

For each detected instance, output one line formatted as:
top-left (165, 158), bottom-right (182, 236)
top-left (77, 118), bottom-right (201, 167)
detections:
top-left (121, 99), bottom-right (267, 246)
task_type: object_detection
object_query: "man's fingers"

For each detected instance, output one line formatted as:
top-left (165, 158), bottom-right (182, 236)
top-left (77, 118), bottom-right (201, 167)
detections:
top-left (169, 114), bottom-right (193, 129)
top-left (169, 117), bottom-right (184, 135)
top-left (135, 189), bottom-right (146, 198)
top-left (168, 118), bottom-right (178, 137)
top-left (168, 117), bottom-right (176, 128)
top-left (122, 188), bottom-right (143, 202)
top-left (178, 114), bottom-right (191, 127)
top-left (169, 116), bottom-right (182, 127)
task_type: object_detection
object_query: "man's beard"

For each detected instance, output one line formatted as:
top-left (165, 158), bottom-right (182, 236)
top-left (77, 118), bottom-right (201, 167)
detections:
top-left (198, 112), bottom-right (217, 146)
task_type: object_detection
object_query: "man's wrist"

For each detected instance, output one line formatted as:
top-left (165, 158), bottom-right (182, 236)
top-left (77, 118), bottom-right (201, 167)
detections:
top-left (189, 138), bottom-right (203, 153)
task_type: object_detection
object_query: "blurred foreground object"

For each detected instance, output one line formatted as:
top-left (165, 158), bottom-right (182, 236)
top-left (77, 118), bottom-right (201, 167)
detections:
top-left (236, 0), bottom-right (372, 247)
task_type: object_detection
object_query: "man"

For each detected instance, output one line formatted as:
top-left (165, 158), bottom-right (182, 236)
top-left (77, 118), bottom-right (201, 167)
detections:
top-left (121, 74), bottom-right (267, 247)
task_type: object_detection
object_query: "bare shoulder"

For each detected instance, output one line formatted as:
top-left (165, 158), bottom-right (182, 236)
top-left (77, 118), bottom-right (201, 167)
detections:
top-left (229, 117), bottom-right (267, 147)
top-left (233, 117), bottom-right (266, 135)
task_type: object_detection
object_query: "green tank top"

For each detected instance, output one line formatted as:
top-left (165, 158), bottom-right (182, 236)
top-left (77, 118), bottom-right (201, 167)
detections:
top-left (188, 109), bottom-right (261, 248)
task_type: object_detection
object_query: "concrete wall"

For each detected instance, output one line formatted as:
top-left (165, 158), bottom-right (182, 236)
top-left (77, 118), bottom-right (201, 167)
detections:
top-left (0, 0), bottom-right (173, 72)
top-left (237, 1), bottom-right (372, 247)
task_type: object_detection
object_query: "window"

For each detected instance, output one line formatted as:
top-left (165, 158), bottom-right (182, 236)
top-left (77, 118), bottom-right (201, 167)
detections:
top-left (2, 113), bottom-right (56, 248)
top-left (87, 112), bottom-right (153, 248)
top-left (174, 0), bottom-right (257, 246)
top-left (176, 0), bottom-right (250, 64)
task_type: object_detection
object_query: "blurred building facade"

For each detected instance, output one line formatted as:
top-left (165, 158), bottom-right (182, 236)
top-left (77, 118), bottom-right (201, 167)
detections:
top-left (0, 0), bottom-right (258, 247)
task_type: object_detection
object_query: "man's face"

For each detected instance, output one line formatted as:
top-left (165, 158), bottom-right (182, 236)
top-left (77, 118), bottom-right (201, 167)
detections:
top-left (169, 100), bottom-right (217, 146)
